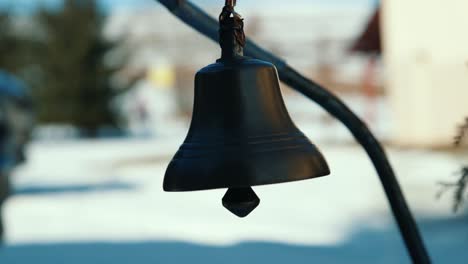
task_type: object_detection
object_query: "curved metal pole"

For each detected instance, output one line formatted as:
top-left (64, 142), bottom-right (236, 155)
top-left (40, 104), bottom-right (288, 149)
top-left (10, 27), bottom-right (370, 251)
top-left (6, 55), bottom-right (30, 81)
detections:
top-left (156, 1), bottom-right (431, 263)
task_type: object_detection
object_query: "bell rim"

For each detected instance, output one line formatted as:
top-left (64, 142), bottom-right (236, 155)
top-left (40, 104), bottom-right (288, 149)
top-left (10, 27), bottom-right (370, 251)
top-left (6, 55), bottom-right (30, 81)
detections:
top-left (163, 166), bottom-right (330, 192)
top-left (163, 144), bottom-right (331, 192)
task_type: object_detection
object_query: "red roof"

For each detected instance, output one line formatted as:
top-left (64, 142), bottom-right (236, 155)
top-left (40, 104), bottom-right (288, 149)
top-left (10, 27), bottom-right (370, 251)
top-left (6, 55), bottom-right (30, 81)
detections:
top-left (350, 9), bottom-right (381, 54)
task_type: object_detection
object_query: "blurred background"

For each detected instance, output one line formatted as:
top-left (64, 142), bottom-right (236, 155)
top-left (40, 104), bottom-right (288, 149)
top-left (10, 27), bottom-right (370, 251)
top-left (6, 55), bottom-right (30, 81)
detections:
top-left (0, 0), bottom-right (467, 263)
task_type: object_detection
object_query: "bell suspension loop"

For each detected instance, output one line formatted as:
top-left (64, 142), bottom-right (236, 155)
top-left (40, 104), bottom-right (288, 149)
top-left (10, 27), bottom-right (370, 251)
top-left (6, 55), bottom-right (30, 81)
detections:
top-left (219, 0), bottom-right (245, 60)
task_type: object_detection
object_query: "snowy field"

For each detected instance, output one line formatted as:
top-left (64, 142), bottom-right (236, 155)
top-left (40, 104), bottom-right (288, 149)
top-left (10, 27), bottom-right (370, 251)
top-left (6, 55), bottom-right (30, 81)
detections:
top-left (0, 90), bottom-right (466, 264)
top-left (0, 128), bottom-right (467, 263)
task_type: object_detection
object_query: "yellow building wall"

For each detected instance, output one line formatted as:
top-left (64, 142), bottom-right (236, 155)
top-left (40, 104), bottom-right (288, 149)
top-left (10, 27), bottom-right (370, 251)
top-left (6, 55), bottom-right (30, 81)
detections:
top-left (382, 0), bottom-right (468, 147)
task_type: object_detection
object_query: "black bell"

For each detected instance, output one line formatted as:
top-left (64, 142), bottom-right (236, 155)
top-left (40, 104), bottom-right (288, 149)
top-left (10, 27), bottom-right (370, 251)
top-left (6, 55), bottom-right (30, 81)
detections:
top-left (164, 55), bottom-right (330, 191)
top-left (164, 1), bottom-right (330, 194)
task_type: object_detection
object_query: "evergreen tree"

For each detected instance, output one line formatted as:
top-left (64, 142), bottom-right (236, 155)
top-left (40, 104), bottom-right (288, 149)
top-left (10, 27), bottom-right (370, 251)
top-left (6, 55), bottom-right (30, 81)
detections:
top-left (35, 0), bottom-right (116, 135)
top-left (0, 9), bottom-right (43, 82)
top-left (1, 1), bottom-right (116, 135)
top-left (0, 10), bottom-right (22, 73)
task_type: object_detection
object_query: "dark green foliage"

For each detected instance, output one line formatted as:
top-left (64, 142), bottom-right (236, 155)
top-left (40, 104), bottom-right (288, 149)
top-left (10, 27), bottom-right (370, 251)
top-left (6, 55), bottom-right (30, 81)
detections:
top-left (0, 0), bottom-right (116, 135)
top-left (439, 117), bottom-right (468, 212)
top-left (438, 167), bottom-right (468, 212)
top-left (0, 12), bottom-right (34, 74)
top-left (34, 0), bottom-right (116, 134)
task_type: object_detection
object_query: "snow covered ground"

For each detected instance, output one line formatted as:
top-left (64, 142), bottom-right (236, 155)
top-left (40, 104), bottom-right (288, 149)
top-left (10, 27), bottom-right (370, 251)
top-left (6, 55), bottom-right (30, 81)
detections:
top-left (0, 123), bottom-right (467, 263)
top-left (0, 90), bottom-right (465, 264)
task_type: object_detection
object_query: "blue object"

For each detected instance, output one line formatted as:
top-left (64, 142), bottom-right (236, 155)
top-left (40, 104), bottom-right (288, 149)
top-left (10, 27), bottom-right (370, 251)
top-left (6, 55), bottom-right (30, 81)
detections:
top-left (0, 70), bottom-right (29, 102)
top-left (0, 130), bottom-right (15, 171)
top-left (0, 71), bottom-right (30, 171)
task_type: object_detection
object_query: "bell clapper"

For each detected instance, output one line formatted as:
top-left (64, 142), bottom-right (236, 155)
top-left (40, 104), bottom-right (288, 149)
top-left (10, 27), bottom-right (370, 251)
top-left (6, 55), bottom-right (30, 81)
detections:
top-left (222, 187), bottom-right (260, 218)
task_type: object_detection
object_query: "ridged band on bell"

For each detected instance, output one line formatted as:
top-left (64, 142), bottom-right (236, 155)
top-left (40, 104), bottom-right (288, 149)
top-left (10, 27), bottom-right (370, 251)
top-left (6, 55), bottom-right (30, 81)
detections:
top-left (163, 58), bottom-right (330, 192)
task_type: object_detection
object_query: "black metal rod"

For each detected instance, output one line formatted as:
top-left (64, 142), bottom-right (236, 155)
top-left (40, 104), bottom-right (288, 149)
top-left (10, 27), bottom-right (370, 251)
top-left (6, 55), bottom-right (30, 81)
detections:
top-left (156, 1), bottom-right (432, 263)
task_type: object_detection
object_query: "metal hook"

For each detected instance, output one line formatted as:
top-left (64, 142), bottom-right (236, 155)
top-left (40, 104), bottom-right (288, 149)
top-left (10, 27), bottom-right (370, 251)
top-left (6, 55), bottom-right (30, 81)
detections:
top-left (225, 0), bottom-right (236, 7)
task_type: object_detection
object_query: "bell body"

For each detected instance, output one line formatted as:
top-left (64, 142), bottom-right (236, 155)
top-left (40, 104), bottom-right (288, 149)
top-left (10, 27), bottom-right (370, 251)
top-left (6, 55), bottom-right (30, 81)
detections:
top-left (164, 57), bottom-right (330, 192)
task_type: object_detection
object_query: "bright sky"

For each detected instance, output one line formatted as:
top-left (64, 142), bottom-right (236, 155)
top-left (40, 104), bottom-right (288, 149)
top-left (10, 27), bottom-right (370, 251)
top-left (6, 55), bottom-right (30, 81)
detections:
top-left (0, 0), bottom-right (378, 13)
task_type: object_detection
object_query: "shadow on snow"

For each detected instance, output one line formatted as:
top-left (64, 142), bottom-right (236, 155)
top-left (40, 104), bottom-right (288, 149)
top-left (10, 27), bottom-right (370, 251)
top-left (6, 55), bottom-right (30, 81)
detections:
top-left (0, 213), bottom-right (466, 264)
top-left (13, 182), bottom-right (137, 196)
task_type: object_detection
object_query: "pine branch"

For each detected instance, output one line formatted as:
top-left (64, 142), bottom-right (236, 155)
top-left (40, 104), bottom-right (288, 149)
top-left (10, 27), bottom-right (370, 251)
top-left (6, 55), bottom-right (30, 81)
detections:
top-left (439, 117), bottom-right (468, 212)
top-left (454, 117), bottom-right (468, 146)
top-left (438, 168), bottom-right (468, 212)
